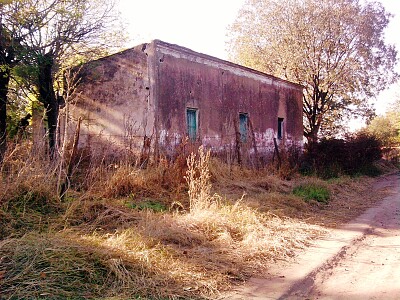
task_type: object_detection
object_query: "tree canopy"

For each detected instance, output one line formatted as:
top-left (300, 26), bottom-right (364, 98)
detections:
top-left (366, 96), bottom-right (400, 148)
top-left (0, 0), bottom-right (126, 159)
top-left (227, 0), bottom-right (398, 144)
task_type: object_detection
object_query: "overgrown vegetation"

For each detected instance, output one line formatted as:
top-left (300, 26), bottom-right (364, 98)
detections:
top-left (293, 183), bottom-right (330, 204)
top-left (1, 1), bottom-right (397, 297)
top-left (302, 133), bottom-right (383, 178)
top-left (364, 97), bottom-right (400, 163)
top-left (0, 142), bottom-right (397, 299)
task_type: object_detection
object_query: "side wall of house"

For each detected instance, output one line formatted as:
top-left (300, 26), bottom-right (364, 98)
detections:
top-left (152, 41), bottom-right (303, 162)
top-left (70, 45), bottom-right (154, 160)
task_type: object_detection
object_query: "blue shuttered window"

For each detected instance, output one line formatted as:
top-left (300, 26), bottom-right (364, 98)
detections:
top-left (239, 113), bottom-right (248, 143)
top-left (187, 109), bottom-right (197, 141)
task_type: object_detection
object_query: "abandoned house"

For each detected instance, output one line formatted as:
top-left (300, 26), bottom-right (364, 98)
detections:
top-left (69, 39), bottom-right (303, 164)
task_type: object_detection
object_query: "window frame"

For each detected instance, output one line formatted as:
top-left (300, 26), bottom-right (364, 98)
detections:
top-left (186, 108), bottom-right (198, 141)
top-left (239, 112), bottom-right (249, 143)
top-left (277, 117), bottom-right (284, 140)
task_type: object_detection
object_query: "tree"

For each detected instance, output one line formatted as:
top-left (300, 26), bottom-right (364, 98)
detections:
top-left (0, 20), bottom-right (13, 163)
top-left (227, 0), bottom-right (398, 145)
top-left (366, 96), bottom-right (400, 148)
top-left (0, 0), bottom-right (21, 163)
top-left (6, 0), bottom-right (124, 158)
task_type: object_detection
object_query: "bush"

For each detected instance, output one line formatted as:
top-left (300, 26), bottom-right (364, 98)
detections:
top-left (304, 133), bottom-right (382, 178)
top-left (346, 133), bottom-right (382, 174)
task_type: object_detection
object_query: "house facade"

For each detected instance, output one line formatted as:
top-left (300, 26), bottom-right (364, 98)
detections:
top-left (71, 40), bottom-right (303, 164)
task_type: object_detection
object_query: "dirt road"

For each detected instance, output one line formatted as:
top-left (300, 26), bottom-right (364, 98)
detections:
top-left (224, 172), bottom-right (400, 299)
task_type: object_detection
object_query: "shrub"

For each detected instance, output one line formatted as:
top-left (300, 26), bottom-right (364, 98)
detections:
top-left (304, 133), bottom-right (382, 178)
top-left (345, 133), bottom-right (382, 174)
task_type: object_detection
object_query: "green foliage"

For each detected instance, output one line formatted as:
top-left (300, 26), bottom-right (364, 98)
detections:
top-left (293, 184), bottom-right (330, 204)
top-left (365, 99), bottom-right (400, 148)
top-left (5, 107), bottom-right (21, 138)
top-left (5, 84), bottom-right (34, 139)
top-left (127, 199), bottom-right (167, 213)
top-left (1, 0), bottom-right (127, 157)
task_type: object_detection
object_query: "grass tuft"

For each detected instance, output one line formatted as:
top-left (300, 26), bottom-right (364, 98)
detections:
top-left (127, 200), bottom-right (167, 212)
top-left (293, 183), bottom-right (330, 204)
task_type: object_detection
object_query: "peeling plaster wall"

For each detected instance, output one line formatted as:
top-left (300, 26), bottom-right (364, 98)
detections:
top-left (152, 40), bottom-right (303, 159)
top-left (71, 40), bottom-right (303, 162)
top-left (71, 44), bottom-right (153, 158)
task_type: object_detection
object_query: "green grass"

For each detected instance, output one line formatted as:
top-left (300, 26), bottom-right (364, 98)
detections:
top-left (126, 199), bottom-right (167, 212)
top-left (293, 184), bottom-right (330, 204)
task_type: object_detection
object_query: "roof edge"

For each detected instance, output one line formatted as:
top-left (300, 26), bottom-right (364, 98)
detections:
top-left (151, 39), bottom-right (304, 90)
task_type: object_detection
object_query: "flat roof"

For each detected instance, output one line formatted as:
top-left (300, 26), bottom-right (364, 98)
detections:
top-left (152, 39), bottom-right (304, 90)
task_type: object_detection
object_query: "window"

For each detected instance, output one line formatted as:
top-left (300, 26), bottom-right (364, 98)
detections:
top-left (278, 118), bottom-right (284, 139)
top-left (239, 113), bottom-right (248, 143)
top-left (187, 108), bottom-right (198, 141)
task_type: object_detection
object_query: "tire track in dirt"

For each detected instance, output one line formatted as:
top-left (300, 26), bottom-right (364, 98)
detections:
top-left (277, 229), bottom-right (372, 299)
top-left (224, 172), bottom-right (400, 300)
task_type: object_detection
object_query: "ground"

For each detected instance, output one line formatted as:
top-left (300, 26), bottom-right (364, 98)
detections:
top-left (223, 172), bottom-right (400, 299)
top-left (1, 145), bottom-right (399, 299)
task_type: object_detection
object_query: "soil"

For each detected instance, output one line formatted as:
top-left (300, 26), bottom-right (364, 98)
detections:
top-left (222, 172), bottom-right (400, 299)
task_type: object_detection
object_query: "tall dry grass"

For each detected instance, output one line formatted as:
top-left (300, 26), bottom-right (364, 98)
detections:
top-left (0, 141), bottom-right (62, 238)
top-left (1, 140), bottom-right (386, 299)
top-left (185, 146), bottom-right (213, 211)
top-left (140, 146), bottom-right (326, 277)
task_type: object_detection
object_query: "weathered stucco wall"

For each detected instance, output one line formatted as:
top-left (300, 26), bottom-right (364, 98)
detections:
top-left (71, 44), bottom-right (153, 158)
top-left (71, 40), bottom-right (303, 163)
top-left (152, 40), bottom-right (303, 161)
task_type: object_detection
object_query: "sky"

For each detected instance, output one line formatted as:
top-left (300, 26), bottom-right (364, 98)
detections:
top-left (118, 0), bottom-right (244, 59)
top-left (118, 0), bottom-right (400, 118)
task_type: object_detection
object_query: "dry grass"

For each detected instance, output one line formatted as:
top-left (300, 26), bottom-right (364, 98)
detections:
top-left (0, 142), bottom-right (62, 239)
top-left (238, 175), bottom-right (391, 228)
top-left (0, 141), bottom-right (396, 299)
top-left (0, 142), bottom-right (57, 204)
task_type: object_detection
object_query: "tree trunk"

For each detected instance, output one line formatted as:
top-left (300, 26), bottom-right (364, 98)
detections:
top-left (306, 127), bottom-right (319, 145)
top-left (0, 68), bottom-right (10, 164)
top-left (303, 76), bottom-right (328, 150)
top-left (38, 53), bottom-right (58, 159)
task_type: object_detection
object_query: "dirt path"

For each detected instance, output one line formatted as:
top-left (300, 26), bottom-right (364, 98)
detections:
top-left (223, 172), bottom-right (400, 299)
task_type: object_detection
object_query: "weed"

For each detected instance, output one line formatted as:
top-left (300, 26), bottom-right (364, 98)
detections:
top-left (185, 146), bottom-right (213, 211)
top-left (293, 184), bottom-right (330, 204)
top-left (127, 200), bottom-right (167, 212)
top-left (0, 142), bottom-right (63, 237)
